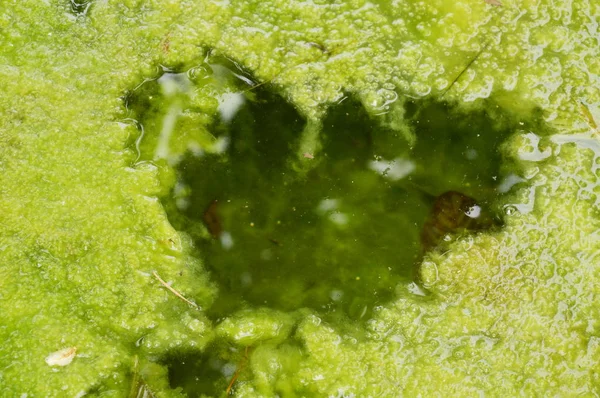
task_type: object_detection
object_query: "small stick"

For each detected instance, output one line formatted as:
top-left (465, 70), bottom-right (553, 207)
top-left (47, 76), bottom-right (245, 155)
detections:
top-left (242, 50), bottom-right (327, 94)
top-left (129, 356), bottom-right (140, 398)
top-left (268, 238), bottom-right (283, 246)
top-left (441, 43), bottom-right (489, 97)
top-left (153, 271), bottom-right (198, 309)
top-left (579, 101), bottom-right (598, 133)
top-left (226, 347), bottom-right (251, 395)
top-left (225, 369), bottom-right (240, 395)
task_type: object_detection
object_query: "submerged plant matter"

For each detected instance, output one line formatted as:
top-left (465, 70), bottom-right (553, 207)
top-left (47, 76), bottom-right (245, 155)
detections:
top-left (0, 0), bottom-right (599, 396)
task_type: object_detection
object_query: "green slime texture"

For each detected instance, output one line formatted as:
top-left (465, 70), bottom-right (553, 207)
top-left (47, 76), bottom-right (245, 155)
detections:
top-left (0, 0), bottom-right (599, 396)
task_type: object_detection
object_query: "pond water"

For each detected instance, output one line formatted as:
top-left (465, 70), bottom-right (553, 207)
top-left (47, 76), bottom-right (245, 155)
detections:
top-left (125, 57), bottom-right (516, 394)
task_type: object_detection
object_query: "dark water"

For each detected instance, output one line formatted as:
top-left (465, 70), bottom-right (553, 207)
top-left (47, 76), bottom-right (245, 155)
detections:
top-left (125, 58), bottom-right (516, 396)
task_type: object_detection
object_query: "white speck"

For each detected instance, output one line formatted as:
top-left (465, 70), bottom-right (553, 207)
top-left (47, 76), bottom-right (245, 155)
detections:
top-left (158, 73), bottom-right (188, 97)
top-left (188, 141), bottom-right (204, 157)
top-left (45, 347), bottom-right (76, 367)
top-left (221, 362), bottom-right (237, 377)
top-left (154, 103), bottom-right (181, 162)
top-left (497, 173), bottom-right (525, 193)
top-left (220, 231), bottom-right (233, 250)
top-left (218, 92), bottom-right (245, 123)
top-left (176, 197), bottom-right (189, 210)
top-left (317, 198), bottom-right (338, 213)
top-left (465, 205), bottom-right (481, 219)
top-left (368, 157), bottom-right (415, 181)
top-left (240, 272), bottom-right (252, 287)
top-left (329, 213), bottom-right (348, 225)
top-left (211, 136), bottom-right (230, 154)
top-left (329, 290), bottom-right (344, 301)
top-left (407, 282), bottom-right (427, 296)
top-left (465, 148), bottom-right (478, 160)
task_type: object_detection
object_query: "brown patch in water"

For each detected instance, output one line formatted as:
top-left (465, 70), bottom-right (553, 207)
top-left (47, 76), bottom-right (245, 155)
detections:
top-left (203, 199), bottom-right (222, 239)
top-left (420, 191), bottom-right (493, 252)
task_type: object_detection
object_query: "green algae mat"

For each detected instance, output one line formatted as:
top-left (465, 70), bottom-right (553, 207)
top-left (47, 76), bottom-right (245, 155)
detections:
top-left (1, 0), bottom-right (600, 396)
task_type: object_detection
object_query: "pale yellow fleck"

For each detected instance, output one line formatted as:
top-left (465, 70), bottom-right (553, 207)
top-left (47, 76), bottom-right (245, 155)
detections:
top-left (45, 347), bottom-right (77, 367)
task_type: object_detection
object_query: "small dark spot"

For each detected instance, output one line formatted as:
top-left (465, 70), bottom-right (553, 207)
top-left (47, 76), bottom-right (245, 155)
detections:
top-left (268, 238), bottom-right (282, 246)
top-left (306, 41), bottom-right (329, 54)
top-left (203, 200), bottom-right (222, 239)
top-left (69, 0), bottom-right (93, 16)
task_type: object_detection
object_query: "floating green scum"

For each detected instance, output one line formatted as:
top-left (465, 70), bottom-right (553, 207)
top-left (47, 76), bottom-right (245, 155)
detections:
top-left (0, 0), bottom-right (599, 396)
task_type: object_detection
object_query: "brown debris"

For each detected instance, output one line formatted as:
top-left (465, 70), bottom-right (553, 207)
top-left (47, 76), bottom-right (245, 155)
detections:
top-left (161, 33), bottom-right (171, 54)
top-left (203, 199), bottom-right (222, 239)
top-left (268, 238), bottom-right (283, 246)
top-left (306, 41), bottom-right (329, 54)
top-left (420, 191), bottom-right (492, 252)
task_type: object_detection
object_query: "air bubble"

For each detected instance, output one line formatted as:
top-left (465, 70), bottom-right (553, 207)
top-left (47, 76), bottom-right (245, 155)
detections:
top-left (410, 81), bottom-right (432, 97)
top-left (465, 148), bottom-right (478, 160)
top-left (504, 205), bottom-right (518, 216)
top-left (465, 205), bottom-right (482, 219)
top-left (329, 290), bottom-right (344, 301)
top-left (187, 65), bottom-right (211, 81)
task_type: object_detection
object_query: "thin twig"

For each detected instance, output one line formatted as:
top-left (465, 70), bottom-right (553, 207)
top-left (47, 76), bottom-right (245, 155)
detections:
top-left (441, 43), bottom-right (489, 97)
top-left (579, 101), bottom-right (598, 133)
top-left (225, 370), bottom-right (240, 395)
top-left (129, 356), bottom-right (140, 398)
top-left (242, 51), bottom-right (327, 94)
top-left (226, 346), bottom-right (251, 395)
top-left (153, 271), bottom-right (199, 309)
top-left (241, 66), bottom-right (295, 93)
